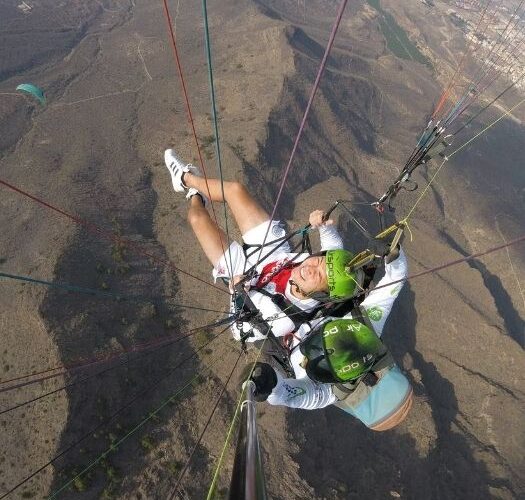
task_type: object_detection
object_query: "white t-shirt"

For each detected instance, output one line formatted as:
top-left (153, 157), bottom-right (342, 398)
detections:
top-left (212, 220), bottom-right (344, 340)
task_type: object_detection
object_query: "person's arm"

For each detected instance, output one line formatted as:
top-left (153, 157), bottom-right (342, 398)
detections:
top-left (359, 247), bottom-right (408, 337)
top-left (309, 210), bottom-right (343, 251)
top-left (266, 372), bottom-right (337, 409)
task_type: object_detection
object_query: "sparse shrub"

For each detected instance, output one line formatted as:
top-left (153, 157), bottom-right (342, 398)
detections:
top-left (201, 135), bottom-right (216, 147)
top-left (101, 489), bottom-right (116, 500)
top-left (111, 241), bottom-right (126, 263)
top-left (166, 460), bottom-right (182, 474)
top-left (231, 143), bottom-right (245, 158)
top-left (21, 492), bottom-right (34, 498)
top-left (73, 475), bottom-right (88, 492)
top-left (191, 374), bottom-right (206, 388)
top-left (337, 483), bottom-right (348, 493)
top-left (194, 329), bottom-right (213, 345)
top-left (143, 303), bottom-right (157, 318)
top-left (140, 434), bottom-right (155, 452)
top-left (105, 465), bottom-right (118, 481)
top-left (149, 412), bottom-right (160, 423)
top-left (100, 281), bottom-right (110, 290)
top-left (116, 264), bottom-right (131, 275)
top-left (110, 216), bottom-right (123, 234)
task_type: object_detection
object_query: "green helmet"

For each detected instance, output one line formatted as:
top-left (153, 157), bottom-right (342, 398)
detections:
top-left (300, 319), bottom-right (385, 383)
top-left (325, 249), bottom-right (363, 299)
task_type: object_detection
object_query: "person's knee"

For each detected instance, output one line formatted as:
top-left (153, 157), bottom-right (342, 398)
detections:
top-left (187, 205), bottom-right (209, 229)
top-left (227, 181), bottom-right (249, 200)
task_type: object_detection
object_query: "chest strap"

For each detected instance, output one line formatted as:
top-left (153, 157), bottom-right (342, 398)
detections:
top-left (255, 287), bottom-right (320, 332)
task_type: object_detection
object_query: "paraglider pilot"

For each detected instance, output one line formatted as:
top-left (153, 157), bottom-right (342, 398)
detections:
top-left (164, 148), bottom-right (366, 341)
top-left (163, 148), bottom-right (412, 430)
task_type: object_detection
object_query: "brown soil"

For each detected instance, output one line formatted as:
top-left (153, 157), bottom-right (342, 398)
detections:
top-left (0, 0), bottom-right (523, 499)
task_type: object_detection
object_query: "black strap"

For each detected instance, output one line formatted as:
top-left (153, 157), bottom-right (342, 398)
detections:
top-left (334, 350), bottom-right (394, 395)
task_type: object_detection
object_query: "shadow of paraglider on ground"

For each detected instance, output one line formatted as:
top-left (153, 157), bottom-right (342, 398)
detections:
top-left (286, 285), bottom-right (502, 499)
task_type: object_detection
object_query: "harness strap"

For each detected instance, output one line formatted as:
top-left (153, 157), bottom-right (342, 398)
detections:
top-left (332, 351), bottom-right (394, 401)
top-left (255, 287), bottom-right (320, 332)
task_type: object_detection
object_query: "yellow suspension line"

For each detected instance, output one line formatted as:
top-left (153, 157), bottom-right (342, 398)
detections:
top-left (401, 94), bottom-right (525, 224)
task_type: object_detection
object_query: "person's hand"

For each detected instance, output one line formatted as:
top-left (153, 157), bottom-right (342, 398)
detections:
top-left (309, 209), bottom-right (333, 228)
top-left (244, 362), bottom-right (278, 402)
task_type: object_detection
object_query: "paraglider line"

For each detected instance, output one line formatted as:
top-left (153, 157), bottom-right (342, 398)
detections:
top-left (161, 0), bottom-right (231, 275)
top-left (47, 331), bottom-right (234, 499)
top-left (213, 232), bottom-right (525, 327)
top-left (370, 233), bottom-right (525, 295)
top-left (0, 178), bottom-right (227, 294)
top-left (201, 0), bottom-right (235, 279)
top-left (0, 271), bottom-right (228, 316)
top-left (0, 315), bottom-right (234, 393)
top-left (169, 351), bottom-right (242, 498)
top-left (256, 0), bottom-right (349, 266)
top-left (432, 0), bottom-right (493, 120)
top-left (1, 325), bottom-right (234, 500)
top-left (405, 95), bottom-right (525, 220)
top-left (494, 216), bottom-right (525, 311)
top-left (452, 68), bottom-right (525, 138)
top-left (0, 314), bottom-right (237, 414)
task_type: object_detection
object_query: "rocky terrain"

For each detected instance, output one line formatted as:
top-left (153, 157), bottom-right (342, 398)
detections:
top-left (0, 0), bottom-right (523, 498)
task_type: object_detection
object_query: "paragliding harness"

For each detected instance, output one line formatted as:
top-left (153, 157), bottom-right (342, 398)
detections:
top-left (296, 307), bottom-right (396, 410)
top-left (230, 201), bottom-right (406, 377)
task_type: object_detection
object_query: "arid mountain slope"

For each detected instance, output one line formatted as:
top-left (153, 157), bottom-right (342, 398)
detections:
top-left (0, 0), bottom-right (523, 498)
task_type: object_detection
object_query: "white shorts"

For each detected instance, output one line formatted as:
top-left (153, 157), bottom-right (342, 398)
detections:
top-left (213, 220), bottom-right (290, 281)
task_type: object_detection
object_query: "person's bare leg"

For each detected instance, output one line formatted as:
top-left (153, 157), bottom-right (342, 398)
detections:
top-left (187, 195), bottom-right (229, 267)
top-left (184, 173), bottom-right (269, 235)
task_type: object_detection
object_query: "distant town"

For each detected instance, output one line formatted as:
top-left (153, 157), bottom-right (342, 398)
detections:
top-left (445, 0), bottom-right (524, 90)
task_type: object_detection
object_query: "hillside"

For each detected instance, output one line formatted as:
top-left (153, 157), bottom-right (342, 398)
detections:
top-left (0, 0), bottom-right (523, 498)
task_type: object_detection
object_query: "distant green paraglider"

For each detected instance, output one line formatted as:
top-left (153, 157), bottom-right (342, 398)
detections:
top-left (16, 83), bottom-right (46, 105)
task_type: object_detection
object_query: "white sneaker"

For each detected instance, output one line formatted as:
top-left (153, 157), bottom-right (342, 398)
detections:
top-left (164, 148), bottom-right (202, 192)
top-left (186, 188), bottom-right (209, 208)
